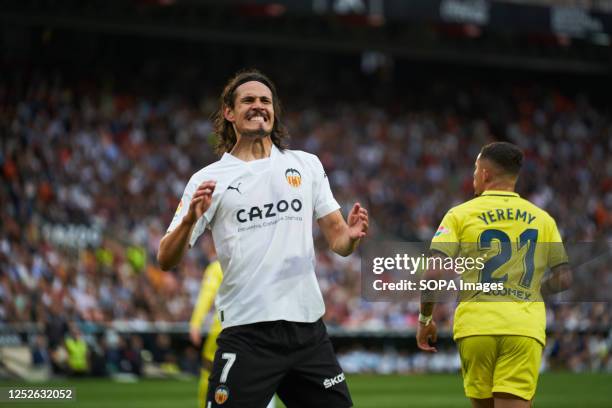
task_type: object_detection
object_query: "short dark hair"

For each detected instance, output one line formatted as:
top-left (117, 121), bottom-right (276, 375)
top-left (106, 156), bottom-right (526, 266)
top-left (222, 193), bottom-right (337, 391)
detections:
top-left (213, 69), bottom-right (289, 156)
top-left (479, 142), bottom-right (523, 176)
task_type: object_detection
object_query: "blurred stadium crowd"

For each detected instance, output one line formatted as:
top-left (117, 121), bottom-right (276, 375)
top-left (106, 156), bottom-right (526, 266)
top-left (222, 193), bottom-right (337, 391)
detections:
top-left (0, 68), bottom-right (610, 375)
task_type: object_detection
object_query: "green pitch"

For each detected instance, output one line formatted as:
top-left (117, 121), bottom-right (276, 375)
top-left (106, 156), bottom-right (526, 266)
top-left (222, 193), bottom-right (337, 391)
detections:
top-left (2, 373), bottom-right (610, 407)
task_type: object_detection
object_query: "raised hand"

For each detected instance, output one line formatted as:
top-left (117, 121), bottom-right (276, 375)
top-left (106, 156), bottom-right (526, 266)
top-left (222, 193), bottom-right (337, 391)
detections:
top-left (184, 181), bottom-right (216, 224)
top-left (347, 203), bottom-right (369, 240)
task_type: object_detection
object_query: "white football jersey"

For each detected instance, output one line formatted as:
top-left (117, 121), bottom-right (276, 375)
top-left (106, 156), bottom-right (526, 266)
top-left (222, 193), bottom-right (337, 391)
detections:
top-left (167, 145), bottom-right (340, 328)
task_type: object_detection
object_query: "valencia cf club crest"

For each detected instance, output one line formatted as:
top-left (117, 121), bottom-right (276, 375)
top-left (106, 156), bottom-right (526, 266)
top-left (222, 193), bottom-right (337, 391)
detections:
top-left (285, 168), bottom-right (302, 188)
top-left (214, 385), bottom-right (230, 404)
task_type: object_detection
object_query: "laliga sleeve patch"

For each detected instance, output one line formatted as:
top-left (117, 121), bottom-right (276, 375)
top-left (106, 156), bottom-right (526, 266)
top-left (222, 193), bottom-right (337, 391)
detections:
top-left (434, 225), bottom-right (450, 237)
top-left (174, 199), bottom-right (183, 216)
top-left (214, 385), bottom-right (230, 404)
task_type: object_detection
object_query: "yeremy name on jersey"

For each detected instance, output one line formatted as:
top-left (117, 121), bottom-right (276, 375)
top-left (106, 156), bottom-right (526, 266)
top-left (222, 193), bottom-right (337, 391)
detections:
top-left (477, 207), bottom-right (536, 225)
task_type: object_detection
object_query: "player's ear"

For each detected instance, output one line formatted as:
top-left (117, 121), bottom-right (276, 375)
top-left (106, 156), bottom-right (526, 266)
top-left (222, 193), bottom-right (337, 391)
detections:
top-left (482, 167), bottom-right (491, 183)
top-left (223, 105), bottom-right (235, 123)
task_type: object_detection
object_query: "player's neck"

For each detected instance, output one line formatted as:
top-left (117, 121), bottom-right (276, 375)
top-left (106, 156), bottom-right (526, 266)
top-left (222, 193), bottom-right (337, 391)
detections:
top-left (230, 136), bottom-right (273, 161)
top-left (484, 180), bottom-right (515, 192)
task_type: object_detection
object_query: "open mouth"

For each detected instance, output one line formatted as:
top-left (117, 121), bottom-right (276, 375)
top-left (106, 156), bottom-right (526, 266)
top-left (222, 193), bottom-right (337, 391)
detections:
top-left (247, 111), bottom-right (268, 123)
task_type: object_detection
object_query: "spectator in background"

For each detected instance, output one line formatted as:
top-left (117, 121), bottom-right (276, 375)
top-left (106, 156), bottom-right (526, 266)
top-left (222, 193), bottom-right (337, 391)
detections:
top-left (152, 333), bottom-right (180, 376)
top-left (30, 334), bottom-right (51, 370)
top-left (88, 334), bottom-right (108, 377)
top-left (122, 334), bottom-right (144, 377)
top-left (103, 330), bottom-right (122, 375)
top-left (65, 324), bottom-right (89, 376)
top-left (179, 345), bottom-right (201, 376)
top-left (44, 301), bottom-right (69, 374)
top-left (0, 68), bottom-right (610, 377)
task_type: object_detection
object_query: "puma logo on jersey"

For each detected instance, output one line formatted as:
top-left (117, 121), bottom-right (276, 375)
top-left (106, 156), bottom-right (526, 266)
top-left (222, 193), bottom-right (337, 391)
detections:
top-left (323, 373), bottom-right (345, 389)
top-left (227, 182), bottom-right (242, 194)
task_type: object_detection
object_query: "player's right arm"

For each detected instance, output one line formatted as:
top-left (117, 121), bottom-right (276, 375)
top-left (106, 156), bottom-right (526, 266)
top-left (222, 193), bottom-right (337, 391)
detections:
top-left (416, 250), bottom-right (445, 353)
top-left (157, 181), bottom-right (216, 271)
top-left (417, 209), bottom-right (460, 353)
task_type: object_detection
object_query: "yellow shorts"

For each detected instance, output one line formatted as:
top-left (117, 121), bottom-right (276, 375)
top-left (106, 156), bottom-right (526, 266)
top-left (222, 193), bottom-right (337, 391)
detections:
top-left (457, 335), bottom-right (543, 401)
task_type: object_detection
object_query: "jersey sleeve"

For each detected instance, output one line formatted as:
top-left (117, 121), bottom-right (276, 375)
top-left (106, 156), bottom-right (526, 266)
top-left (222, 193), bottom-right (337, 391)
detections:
top-left (545, 217), bottom-right (569, 268)
top-left (430, 209), bottom-right (461, 258)
top-left (189, 261), bottom-right (223, 330)
top-left (166, 175), bottom-right (220, 247)
top-left (166, 179), bottom-right (193, 235)
top-left (311, 156), bottom-right (340, 220)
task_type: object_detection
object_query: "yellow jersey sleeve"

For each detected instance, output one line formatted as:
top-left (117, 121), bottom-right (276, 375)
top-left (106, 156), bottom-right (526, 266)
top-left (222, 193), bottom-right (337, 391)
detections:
top-left (430, 209), bottom-right (461, 258)
top-left (189, 260), bottom-right (223, 330)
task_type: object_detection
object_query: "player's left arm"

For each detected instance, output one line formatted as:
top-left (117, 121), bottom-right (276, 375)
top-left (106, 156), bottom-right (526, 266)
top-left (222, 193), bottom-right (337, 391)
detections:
top-left (541, 217), bottom-right (572, 297)
top-left (541, 264), bottom-right (572, 296)
top-left (317, 203), bottom-right (368, 257)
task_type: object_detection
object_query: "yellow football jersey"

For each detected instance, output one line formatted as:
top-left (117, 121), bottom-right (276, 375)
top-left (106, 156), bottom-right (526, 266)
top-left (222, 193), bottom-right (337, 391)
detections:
top-left (430, 190), bottom-right (568, 345)
top-left (190, 260), bottom-right (223, 334)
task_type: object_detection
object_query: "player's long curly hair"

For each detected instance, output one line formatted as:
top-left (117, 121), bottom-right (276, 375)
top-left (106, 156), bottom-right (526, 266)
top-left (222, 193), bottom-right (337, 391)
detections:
top-left (213, 69), bottom-right (289, 156)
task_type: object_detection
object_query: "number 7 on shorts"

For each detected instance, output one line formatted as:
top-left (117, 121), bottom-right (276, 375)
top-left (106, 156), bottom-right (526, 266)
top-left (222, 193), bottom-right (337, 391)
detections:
top-left (220, 353), bottom-right (236, 383)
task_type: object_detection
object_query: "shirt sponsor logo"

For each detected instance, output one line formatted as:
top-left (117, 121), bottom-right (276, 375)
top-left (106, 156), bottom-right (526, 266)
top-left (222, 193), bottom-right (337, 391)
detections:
top-left (434, 225), bottom-right (450, 237)
top-left (236, 199), bottom-right (303, 223)
top-left (323, 372), bottom-right (345, 389)
top-left (285, 168), bottom-right (302, 188)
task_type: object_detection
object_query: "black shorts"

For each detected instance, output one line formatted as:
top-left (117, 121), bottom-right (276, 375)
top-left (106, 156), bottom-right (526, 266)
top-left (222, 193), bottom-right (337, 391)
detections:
top-left (205, 319), bottom-right (352, 408)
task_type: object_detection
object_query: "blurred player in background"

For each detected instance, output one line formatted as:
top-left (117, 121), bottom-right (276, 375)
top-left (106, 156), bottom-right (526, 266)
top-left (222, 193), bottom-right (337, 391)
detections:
top-left (417, 142), bottom-right (572, 408)
top-left (189, 233), bottom-right (223, 408)
top-left (189, 233), bottom-right (275, 408)
top-left (159, 69), bottom-right (368, 407)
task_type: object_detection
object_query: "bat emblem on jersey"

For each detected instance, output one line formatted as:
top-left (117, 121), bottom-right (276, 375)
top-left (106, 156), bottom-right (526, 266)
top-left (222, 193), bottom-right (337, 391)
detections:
top-left (227, 182), bottom-right (242, 194)
top-left (214, 385), bottom-right (230, 404)
top-left (285, 168), bottom-right (302, 188)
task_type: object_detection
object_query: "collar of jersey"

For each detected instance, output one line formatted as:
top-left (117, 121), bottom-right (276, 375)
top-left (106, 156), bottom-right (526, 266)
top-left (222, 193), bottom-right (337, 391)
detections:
top-left (222, 144), bottom-right (277, 172)
top-left (481, 190), bottom-right (519, 197)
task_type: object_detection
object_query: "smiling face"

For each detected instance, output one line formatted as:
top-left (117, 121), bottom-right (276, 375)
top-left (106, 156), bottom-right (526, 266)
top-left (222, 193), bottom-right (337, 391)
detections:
top-left (224, 81), bottom-right (274, 139)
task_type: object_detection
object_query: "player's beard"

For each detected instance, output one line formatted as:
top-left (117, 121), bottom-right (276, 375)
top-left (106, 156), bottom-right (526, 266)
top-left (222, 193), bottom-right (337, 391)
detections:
top-left (240, 122), bottom-right (272, 139)
top-left (240, 109), bottom-right (272, 139)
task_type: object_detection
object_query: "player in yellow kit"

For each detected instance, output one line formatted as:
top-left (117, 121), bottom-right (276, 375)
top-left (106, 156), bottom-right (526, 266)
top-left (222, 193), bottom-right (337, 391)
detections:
top-left (189, 235), bottom-right (223, 408)
top-left (417, 142), bottom-right (572, 408)
top-left (189, 234), bottom-right (275, 408)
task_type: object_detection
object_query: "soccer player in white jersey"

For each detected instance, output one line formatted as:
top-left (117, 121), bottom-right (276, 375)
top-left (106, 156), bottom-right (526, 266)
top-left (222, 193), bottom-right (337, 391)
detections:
top-left (158, 70), bottom-right (368, 407)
